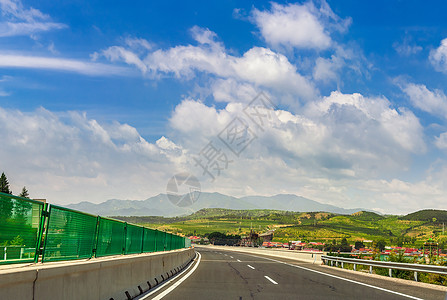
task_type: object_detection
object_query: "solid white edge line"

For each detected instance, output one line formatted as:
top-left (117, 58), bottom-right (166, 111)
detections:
top-left (237, 259), bottom-right (241, 262)
top-left (264, 275), bottom-right (278, 285)
top-left (138, 252), bottom-right (202, 300)
top-left (242, 253), bottom-right (423, 300)
top-left (247, 264), bottom-right (255, 269)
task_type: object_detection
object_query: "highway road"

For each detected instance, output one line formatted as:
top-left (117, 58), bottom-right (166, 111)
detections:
top-left (140, 247), bottom-right (447, 300)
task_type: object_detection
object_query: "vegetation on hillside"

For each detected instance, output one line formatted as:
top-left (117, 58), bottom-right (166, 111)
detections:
top-left (400, 209), bottom-right (447, 222)
top-left (120, 208), bottom-right (447, 250)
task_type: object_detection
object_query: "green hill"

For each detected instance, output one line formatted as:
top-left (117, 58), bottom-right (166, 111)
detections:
top-left (114, 208), bottom-right (447, 249)
top-left (187, 208), bottom-right (288, 219)
top-left (350, 211), bottom-right (384, 221)
top-left (400, 209), bottom-right (447, 222)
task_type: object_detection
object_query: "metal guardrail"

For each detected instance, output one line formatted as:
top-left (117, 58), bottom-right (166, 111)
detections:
top-left (321, 255), bottom-right (447, 281)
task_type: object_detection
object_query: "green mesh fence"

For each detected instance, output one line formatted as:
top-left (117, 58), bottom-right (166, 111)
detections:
top-left (172, 235), bottom-right (180, 250)
top-left (172, 235), bottom-right (179, 250)
top-left (95, 217), bottom-right (125, 257)
top-left (0, 192), bottom-right (45, 265)
top-left (166, 233), bottom-right (173, 251)
top-left (125, 223), bottom-right (143, 254)
top-left (179, 236), bottom-right (186, 249)
top-left (43, 205), bottom-right (98, 262)
top-left (155, 230), bottom-right (165, 252)
top-left (143, 228), bottom-right (156, 253)
top-left (185, 237), bottom-right (191, 248)
top-left (1, 192), bottom-right (187, 264)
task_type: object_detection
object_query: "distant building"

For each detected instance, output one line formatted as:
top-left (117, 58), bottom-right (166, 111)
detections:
top-left (188, 236), bottom-right (208, 244)
top-left (259, 230), bottom-right (274, 242)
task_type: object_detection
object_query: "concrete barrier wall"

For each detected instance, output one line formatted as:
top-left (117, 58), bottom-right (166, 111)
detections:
top-left (0, 248), bottom-right (195, 300)
top-left (202, 245), bottom-right (323, 264)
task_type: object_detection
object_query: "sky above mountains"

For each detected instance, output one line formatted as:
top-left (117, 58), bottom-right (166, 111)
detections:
top-left (1, 0), bottom-right (447, 213)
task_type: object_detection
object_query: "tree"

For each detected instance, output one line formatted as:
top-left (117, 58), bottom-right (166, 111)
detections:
top-left (0, 172), bottom-right (12, 194)
top-left (0, 172), bottom-right (13, 221)
top-left (16, 186), bottom-right (32, 223)
top-left (354, 241), bottom-right (365, 250)
top-left (376, 240), bottom-right (386, 252)
top-left (19, 186), bottom-right (29, 198)
top-left (339, 238), bottom-right (352, 252)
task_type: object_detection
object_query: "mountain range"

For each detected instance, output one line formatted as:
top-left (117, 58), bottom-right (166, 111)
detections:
top-left (66, 192), bottom-right (373, 217)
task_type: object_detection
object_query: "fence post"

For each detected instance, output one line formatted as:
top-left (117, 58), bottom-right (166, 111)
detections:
top-left (35, 203), bottom-right (47, 263)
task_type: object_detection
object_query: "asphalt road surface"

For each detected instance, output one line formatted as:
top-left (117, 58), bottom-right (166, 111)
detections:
top-left (142, 247), bottom-right (447, 300)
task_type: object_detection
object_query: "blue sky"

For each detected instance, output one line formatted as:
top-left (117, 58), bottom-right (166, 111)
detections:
top-left (1, 0), bottom-right (447, 213)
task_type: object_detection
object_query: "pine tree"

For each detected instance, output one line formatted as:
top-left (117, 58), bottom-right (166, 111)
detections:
top-left (0, 172), bottom-right (12, 194)
top-left (19, 186), bottom-right (29, 198)
top-left (0, 172), bottom-right (13, 221)
top-left (16, 186), bottom-right (32, 223)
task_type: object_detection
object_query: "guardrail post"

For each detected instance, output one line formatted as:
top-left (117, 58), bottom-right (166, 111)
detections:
top-left (4, 246), bottom-right (6, 260)
top-left (331, 260), bottom-right (333, 267)
top-left (320, 255), bottom-right (447, 281)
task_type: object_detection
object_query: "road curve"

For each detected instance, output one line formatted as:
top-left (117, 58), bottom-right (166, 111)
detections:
top-left (144, 247), bottom-right (447, 300)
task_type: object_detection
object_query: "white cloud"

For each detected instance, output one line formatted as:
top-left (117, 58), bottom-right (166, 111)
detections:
top-left (313, 55), bottom-right (341, 82)
top-left (101, 46), bottom-right (147, 74)
top-left (169, 99), bottom-right (232, 143)
top-left (124, 37), bottom-right (152, 51)
top-left (190, 26), bottom-right (217, 45)
top-left (310, 91), bottom-right (425, 154)
top-left (393, 40), bottom-right (422, 56)
top-left (170, 91), bottom-right (425, 181)
top-left (400, 82), bottom-right (447, 119)
top-left (0, 0), bottom-right (66, 37)
top-left (251, 1), bottom-right (350, 50)
top-left (429, 38), bottom-right (447, 73)
top-left (47, 41), bottom-right (58, 54)
top-left (0, 106), bottom-right (187, 204)
top-left (211, 78), bottom-right (258, 103)
top-left (312, 45), bottom-right (369, 84)
top-left (435, 132), bottom-right (447, 150)
top-left (0, 53), bottom-right (133, 76)
top-left (0, 90), bottom-right (436, 213)
top-left (97, 28), bottom-right (317, 101)
top-left (163, 91), bottom-right (437, 213)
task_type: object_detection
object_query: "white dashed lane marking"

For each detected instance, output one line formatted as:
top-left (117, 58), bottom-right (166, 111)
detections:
top-left (265, 276), bottom-right (278, 285)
